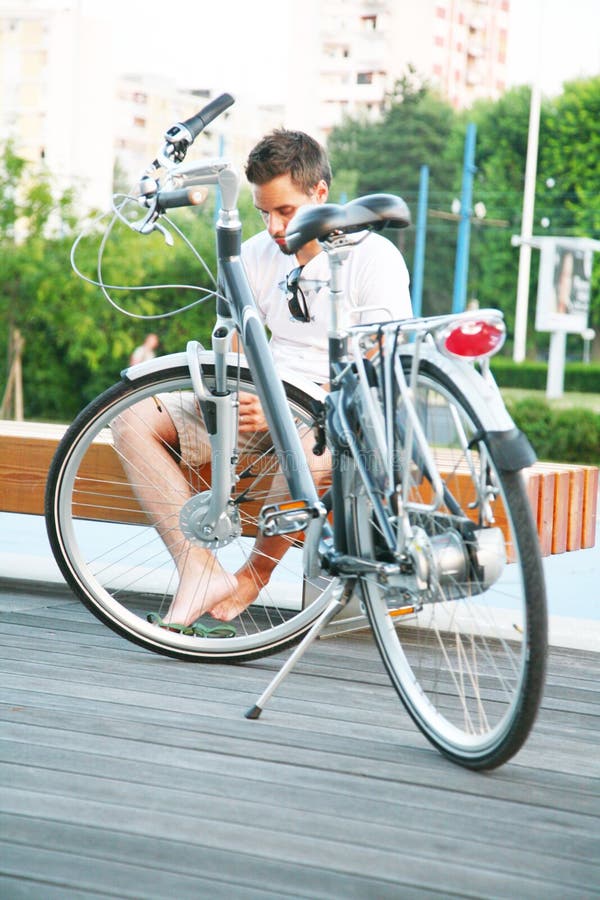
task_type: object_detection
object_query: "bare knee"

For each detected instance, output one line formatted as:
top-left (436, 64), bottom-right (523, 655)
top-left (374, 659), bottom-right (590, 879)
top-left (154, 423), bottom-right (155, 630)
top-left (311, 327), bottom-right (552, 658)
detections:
top-left (112, 397), bottom-right (178, 454)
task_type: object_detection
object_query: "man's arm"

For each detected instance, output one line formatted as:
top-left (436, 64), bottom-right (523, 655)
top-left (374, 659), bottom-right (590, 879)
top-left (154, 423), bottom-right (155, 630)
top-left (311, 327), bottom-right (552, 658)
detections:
top-left (354, 234), bottom-right (413, 321)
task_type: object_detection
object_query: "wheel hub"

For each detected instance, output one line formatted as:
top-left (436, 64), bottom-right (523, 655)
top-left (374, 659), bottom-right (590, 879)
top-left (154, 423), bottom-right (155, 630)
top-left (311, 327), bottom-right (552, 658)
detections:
top-left (179, 491), bottom-right (242, 548)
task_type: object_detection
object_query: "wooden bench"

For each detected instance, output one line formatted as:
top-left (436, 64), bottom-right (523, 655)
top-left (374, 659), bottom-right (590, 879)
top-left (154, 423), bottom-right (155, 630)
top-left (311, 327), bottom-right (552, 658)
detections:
top-left (0, 420), bottom-right (597, 556)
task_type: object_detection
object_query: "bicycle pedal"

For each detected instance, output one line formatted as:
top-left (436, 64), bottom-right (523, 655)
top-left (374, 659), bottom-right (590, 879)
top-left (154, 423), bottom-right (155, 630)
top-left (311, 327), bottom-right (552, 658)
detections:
top-left (259, 499), bottom-right (320, 537)
top-left (387, 602), bottom-right (422, 620)
top-left (384, 589), bottom-right (422, 620)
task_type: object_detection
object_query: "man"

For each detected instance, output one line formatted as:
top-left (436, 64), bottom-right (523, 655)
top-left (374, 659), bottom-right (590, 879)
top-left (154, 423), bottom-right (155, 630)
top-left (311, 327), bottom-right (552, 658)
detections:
top-left (241, 129), bottom-right (411, 386)
top-left (115, 129), bottom-right (412, 629)
top-left (130, 333), bottom-right (159, 366)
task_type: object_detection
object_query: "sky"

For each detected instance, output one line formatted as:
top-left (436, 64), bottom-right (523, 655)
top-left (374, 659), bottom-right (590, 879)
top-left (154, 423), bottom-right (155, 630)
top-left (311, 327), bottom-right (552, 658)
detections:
top-left (507, 0), bottom-right (600, 95)
top-left (73, 0), bottom-right (600, 103)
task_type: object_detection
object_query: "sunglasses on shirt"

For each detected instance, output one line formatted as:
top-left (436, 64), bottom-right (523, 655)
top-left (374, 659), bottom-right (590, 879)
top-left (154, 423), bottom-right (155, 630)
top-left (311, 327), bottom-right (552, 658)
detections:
top-left (285, 266), bottom-right (311, 322)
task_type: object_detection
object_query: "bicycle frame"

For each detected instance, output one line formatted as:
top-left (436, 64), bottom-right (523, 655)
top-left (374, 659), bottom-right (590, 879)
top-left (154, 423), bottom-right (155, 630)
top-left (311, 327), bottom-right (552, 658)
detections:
top-left (126, 153), bottom-right (535, 587)
top-left (51, 95), bottom-right (547, 763)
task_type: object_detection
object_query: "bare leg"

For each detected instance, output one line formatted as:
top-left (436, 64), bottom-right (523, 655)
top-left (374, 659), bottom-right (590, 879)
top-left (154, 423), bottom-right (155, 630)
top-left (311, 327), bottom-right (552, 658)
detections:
top-left (112, 397), bottom-right (237, 626)
top-left (209, 431), bottom-right (332, 622)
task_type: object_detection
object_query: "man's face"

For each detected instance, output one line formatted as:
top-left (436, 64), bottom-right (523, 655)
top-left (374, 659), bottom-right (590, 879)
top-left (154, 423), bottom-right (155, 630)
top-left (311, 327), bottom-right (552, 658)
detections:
top-left (252, 173), bottom-right (328, 255)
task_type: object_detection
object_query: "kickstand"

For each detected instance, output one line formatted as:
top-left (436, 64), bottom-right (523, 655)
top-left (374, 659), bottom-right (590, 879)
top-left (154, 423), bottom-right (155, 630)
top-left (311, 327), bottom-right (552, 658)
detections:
top-left (245, 578), bottom-right (355, 720)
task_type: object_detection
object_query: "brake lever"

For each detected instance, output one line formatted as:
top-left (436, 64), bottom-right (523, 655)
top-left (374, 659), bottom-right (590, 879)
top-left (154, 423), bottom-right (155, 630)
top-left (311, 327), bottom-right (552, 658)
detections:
top-left (133, 217), bottom-right (174, 246)
top-left (130, 198), bottom-right (174, 246)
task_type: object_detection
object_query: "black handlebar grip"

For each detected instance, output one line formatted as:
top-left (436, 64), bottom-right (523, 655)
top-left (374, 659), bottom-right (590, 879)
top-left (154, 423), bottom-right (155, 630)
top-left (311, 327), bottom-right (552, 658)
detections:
top-left (156, 187), bottom-right (207, 212)
top-left (180, 93), bottom-right (235, 140)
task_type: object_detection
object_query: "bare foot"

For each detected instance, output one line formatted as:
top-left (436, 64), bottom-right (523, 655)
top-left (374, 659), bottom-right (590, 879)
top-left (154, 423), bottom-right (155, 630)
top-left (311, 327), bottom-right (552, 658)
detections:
top-left (164, 550), bottom-right (238, 626)
top-left (208, 571), bottom-right (264, 622)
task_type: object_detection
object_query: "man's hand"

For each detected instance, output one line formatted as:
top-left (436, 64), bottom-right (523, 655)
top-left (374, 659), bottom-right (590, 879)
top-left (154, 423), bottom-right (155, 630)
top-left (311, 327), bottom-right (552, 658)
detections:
top-left (238, 391), bottom-right (268, 432)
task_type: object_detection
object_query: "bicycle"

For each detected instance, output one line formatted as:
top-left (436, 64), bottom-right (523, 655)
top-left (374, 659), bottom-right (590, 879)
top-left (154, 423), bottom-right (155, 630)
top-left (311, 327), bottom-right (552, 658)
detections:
top-left (45, 93), bottom-right (547, 769)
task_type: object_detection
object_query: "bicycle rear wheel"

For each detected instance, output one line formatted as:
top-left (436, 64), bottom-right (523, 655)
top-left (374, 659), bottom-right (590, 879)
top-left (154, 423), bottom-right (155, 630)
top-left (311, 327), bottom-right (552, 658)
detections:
top-left (45, 361), bottom-right (332, 661)
top-left (346, 356), bottom-right (547, 769)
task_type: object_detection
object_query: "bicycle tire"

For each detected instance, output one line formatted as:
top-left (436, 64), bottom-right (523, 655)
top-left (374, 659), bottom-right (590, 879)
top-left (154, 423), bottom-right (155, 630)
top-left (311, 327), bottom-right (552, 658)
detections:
top-left (45, 361), bottom-right (333, 662)
top-left (345, 355), bottom-right (547, 769)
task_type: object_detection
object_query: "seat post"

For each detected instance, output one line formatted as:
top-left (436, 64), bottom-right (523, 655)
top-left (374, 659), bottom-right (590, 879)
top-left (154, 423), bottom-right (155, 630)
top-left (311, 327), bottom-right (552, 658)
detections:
top-left (326, 246), bottom-right (350, 339)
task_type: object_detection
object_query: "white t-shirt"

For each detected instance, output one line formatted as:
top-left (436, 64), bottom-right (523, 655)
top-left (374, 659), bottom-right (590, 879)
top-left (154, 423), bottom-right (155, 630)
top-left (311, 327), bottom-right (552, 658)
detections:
top-left (241, 229), bottom-right (412, 383)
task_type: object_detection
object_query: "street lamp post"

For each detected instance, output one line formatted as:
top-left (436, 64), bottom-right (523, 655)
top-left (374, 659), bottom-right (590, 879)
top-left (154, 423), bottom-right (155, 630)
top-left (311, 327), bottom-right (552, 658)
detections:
top-left (513, 79), bottom-right (541, 362)
top-left (452, 122), bottom-right (477, 314)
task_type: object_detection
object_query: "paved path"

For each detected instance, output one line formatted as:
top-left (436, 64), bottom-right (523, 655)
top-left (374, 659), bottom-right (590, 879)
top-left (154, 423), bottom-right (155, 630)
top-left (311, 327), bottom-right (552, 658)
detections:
top-left (1, 508), bottom-right (599, 896)
top-left (0, 580), bottom-right (599, 898)
top-left (2, 509), bottom-right (599, 650)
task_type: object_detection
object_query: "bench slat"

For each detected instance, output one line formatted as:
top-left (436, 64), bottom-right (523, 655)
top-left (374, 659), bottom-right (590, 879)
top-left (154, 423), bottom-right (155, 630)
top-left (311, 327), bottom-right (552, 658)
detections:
top-left (0, 424), bottom-right (596, 556)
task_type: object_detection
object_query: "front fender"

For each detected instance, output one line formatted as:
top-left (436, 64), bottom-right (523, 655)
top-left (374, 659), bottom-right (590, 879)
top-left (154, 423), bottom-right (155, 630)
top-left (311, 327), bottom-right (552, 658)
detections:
top-left (122, 351), bottom-right (328, 402)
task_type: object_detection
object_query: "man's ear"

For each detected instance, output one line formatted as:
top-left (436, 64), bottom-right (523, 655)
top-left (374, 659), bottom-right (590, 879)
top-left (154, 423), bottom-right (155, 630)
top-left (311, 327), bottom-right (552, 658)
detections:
top-left (315, 179), bottom-right (329, 204)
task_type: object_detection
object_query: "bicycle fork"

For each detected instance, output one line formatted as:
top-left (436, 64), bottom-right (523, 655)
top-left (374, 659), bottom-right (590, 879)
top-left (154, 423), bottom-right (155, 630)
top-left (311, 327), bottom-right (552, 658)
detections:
top-left (179, 337), bottom-right (241, 548)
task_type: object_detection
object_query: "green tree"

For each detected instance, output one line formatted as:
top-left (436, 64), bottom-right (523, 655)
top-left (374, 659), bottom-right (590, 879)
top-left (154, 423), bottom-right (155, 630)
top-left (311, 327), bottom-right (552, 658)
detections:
top-left (467, 78), bottom-right (600, 354)
top-left (0, 144), bottom-right (224, 421)
top-left (462, 86), bottom-right (551, 341)
top-left (328, 72), bottom-right (460, 314)
top-left (328, 75), bottom-right (600, 353)
top-left (539, 76), bottom-right (600, 337)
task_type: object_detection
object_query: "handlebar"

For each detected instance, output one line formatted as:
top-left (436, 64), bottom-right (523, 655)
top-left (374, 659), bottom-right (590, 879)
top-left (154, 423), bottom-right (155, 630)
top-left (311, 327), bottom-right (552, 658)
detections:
top-left (174, 93), bottom-right (235, 142)
top-left (155, 187), bottom-right (208, 212)
top-left (130, 93), bottom-right (237, 235)
top-left (161, 93), bottom-right (235, 161)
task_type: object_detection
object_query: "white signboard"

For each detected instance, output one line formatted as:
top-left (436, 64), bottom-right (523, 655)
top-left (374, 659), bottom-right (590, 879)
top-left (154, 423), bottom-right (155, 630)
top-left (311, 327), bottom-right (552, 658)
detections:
top-left (535, 239), bottom-right (593, 333)
top-left (511, 235), bottom-right (600, 335)
top-left (511, 234), bottom-right (600, 397)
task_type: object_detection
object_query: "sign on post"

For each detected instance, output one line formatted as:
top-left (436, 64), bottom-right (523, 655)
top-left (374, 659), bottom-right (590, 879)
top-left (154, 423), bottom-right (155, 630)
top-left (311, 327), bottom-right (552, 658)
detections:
top-left (534, 239), bottom-right (594, 333)
top-left (511, 235), bottom-right (600, 397)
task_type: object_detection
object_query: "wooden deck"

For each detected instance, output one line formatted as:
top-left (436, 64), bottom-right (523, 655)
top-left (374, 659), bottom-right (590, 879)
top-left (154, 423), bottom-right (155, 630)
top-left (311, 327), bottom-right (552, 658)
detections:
top-left (1, 581), bottom-right (599, 899)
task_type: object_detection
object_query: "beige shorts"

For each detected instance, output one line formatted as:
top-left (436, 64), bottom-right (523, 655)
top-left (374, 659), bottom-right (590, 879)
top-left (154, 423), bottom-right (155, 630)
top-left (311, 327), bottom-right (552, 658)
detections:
top-left (158, 391), bottom-right (211, 469)
top-left (158, 391), bottom-right (274, 470)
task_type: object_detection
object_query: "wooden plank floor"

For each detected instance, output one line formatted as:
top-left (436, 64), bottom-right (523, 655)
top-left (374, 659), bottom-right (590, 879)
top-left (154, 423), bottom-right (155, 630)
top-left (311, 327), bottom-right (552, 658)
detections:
top-left (0, 582), bottom-right (599, 899)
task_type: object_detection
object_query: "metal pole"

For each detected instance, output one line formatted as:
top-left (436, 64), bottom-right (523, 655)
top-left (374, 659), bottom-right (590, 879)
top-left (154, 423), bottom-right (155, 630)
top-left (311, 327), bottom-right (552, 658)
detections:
top-left (214, 133), bottom-right (225, 224)
top-left (546, 330), bottom-right (566, 398)
top-left (452, 123), bottom-right (476, 314)
top-left (513, 80), bottom-right (541, 361)
top-left (411, 164), bottom-right (428, 318)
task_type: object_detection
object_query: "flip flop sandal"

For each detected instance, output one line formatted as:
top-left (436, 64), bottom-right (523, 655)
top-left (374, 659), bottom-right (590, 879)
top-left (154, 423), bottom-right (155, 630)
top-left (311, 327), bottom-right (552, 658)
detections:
top-left (147, 612), bottom-right (236, 639)
top-left (189, 622), bottom-right (237, 639)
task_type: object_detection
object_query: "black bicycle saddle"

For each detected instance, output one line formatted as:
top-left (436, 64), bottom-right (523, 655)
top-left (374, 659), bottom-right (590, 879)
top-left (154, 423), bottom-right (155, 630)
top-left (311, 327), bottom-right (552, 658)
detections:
top-left (284, 193), bottom-right (411, 254)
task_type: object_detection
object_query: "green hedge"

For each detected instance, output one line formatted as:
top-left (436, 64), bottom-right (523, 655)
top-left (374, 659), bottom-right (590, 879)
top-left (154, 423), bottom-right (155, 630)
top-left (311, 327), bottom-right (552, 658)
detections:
top-left (505, 397), bottom-right (600, 465)
top-left (491, 358), bottom-right (600, 393)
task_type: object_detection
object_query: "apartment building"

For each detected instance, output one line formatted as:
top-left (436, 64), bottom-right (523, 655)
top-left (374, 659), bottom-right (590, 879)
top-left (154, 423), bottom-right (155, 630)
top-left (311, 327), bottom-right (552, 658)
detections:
top-left (0, 1), bottom-right (510, 208)
top-left (114, 75), bottom-right (283, 189)
top-left (286, 0), bottom-right (510, 137)
top-left (391, 0), bottom-right (510, 110)
top-left (0, 1), bottom-right (114, 211)
top-left (114, 76), bottom-right (217, 188)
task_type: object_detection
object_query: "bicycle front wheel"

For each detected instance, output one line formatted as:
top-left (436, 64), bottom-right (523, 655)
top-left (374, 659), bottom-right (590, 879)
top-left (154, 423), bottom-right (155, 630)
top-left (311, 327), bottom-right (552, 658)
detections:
top-left (45, 361), bottom-right (332, 661)
top-left (346, 355), bottom-right (547, 769)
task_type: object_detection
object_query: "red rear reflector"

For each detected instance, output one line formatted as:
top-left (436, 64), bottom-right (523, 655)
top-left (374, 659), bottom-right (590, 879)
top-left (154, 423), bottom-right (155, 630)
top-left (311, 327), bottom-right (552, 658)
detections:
top-left (440, 320), bottom-right (506, 359)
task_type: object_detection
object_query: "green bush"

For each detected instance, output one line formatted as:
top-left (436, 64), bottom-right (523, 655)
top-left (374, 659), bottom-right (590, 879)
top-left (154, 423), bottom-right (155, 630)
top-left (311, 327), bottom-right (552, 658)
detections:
top-left (506, 397), bottom-right (600, 464)
top-left (491, 357), bottom-right (600, 393)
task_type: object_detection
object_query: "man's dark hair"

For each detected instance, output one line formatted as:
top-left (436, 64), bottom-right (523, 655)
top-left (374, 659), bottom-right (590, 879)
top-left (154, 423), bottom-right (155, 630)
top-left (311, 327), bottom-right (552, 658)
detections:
top-left (245, 129), bottom-right (332, 193)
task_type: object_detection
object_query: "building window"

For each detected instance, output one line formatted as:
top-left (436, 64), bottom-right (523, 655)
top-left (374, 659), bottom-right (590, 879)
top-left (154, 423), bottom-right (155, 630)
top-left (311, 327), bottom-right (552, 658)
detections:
top-left (436, 6), bottom-right (447, 17)
top-left (357, 72), bottom-right (373, 85)
top-left (435, 35), bottom-right (445, 46)
top-left (133, 116), bottom-right (146, 128)
top-left (361, 14), bottom-right (377, 30)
